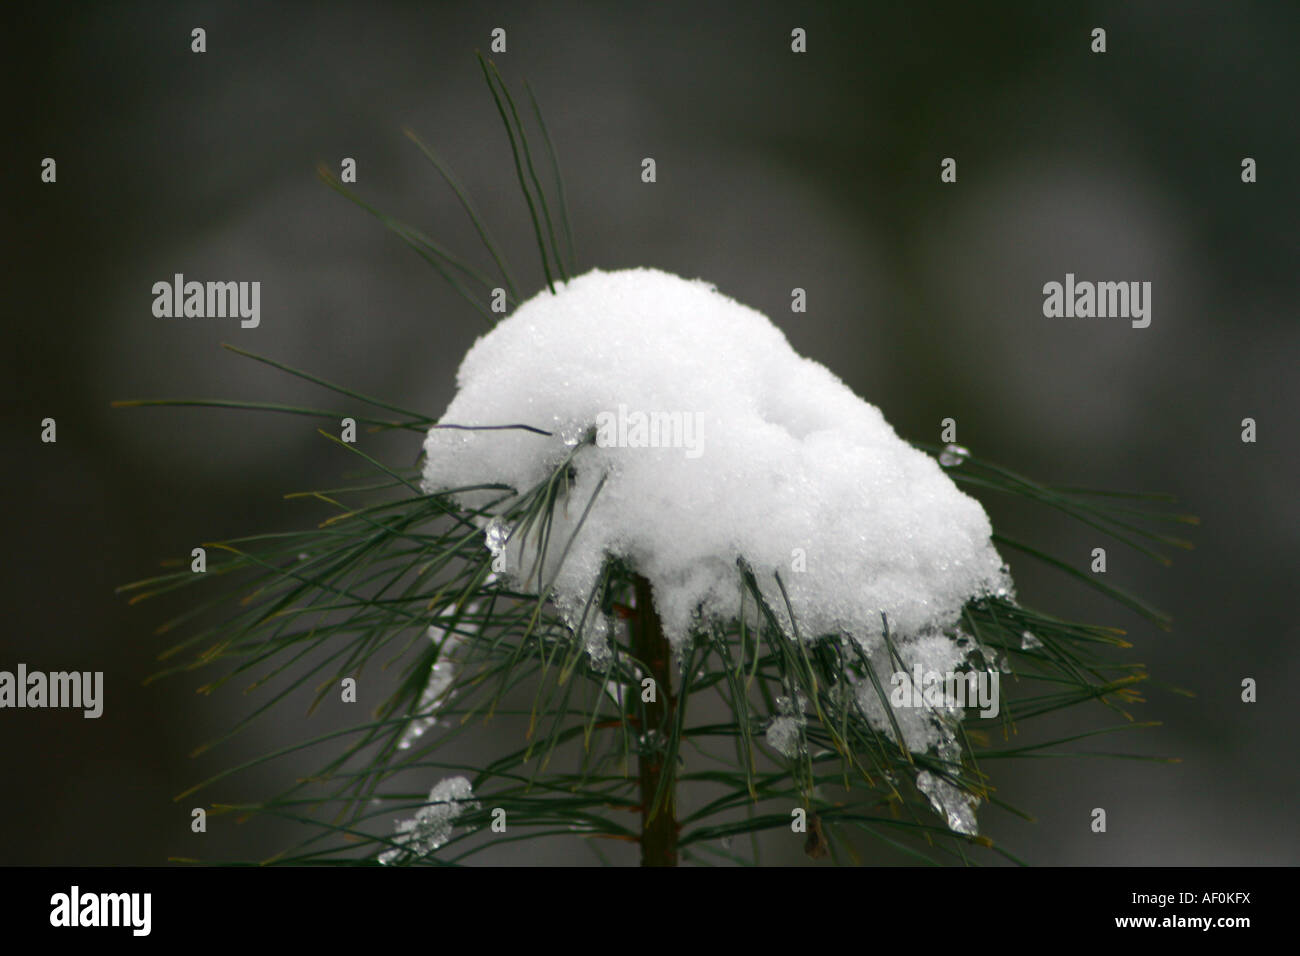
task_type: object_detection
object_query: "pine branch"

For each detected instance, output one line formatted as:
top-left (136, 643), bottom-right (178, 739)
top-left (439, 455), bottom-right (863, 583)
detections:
top-left (632, 574), bottom-right (677, 866)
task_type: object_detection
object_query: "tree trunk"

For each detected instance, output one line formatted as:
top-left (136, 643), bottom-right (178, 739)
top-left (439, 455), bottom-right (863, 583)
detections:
top-left (632, 574), bottom-right (677, 866)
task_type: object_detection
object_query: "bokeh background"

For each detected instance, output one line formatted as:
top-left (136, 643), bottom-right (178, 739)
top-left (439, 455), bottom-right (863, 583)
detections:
top-left (3, 0), bottom-right (1296, 865)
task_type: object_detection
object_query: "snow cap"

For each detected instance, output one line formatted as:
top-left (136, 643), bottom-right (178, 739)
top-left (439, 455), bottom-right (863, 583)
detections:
top-left (422, 267), bottom-right (1009, 651)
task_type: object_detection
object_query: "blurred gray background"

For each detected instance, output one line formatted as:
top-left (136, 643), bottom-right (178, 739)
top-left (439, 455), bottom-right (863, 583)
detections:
top-left (2, 0), bottom-right (1296, 865)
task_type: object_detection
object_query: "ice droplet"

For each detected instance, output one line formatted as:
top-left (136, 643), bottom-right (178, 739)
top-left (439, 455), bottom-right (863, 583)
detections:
top-left (775, 692), bottom-right (808, 715)
top-left (484, 516), bottom-right (511, 557)
top-left (557, 420), bottom-right (588, 446)
top-left (377, 776), bottom-right (479, 864)
top-left (916, 770), bottom-right (979, 836)
top-left (765, 715), bottom-right (804, 758)
top-left (637, 729), bottom-right (667, 754)
top-left (766, 693), bottom-right (809, 757)
top-left (1021, 630), bottom-right (1043, 650)
top-left (939, 444), bottom-right (970, 468)
top-left (583, 614), bottom-right (614, 668)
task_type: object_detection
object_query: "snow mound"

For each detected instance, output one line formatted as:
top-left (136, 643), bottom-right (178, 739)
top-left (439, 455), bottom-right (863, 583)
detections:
top-left (421, 267), bottom-right (1009, 653)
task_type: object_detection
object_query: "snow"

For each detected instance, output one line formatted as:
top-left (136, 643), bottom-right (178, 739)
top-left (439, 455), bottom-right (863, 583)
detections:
top-left (423, 267), bottom-right (1008, 652)
top-left (850, 630), bottom-right (974, 754)
top-left (420, 267), bottom-right (1011, 832)
top-left (398, 573), bottom-right (503, 751)
top-left (396, 614), bottom-right (466, 751)
top-left (377, 776), bottom-right (478, 864)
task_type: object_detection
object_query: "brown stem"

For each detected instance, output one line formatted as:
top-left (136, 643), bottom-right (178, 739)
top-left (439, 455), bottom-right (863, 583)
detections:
top-left (632, 574), bottom-right (677, 866)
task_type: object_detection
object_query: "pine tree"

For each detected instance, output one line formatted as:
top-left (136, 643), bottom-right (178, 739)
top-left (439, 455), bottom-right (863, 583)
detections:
top-left (118, 56), bottom-right (1189, 867)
